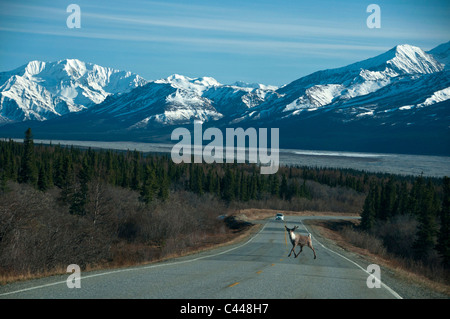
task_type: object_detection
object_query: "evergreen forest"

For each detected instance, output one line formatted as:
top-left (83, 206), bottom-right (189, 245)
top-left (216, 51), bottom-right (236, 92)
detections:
top-left (0, 129), bottom-right (448, 283)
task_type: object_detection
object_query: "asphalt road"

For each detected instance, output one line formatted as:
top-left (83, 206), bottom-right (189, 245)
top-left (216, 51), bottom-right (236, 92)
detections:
top-left (0, 215), bottom-right (403, 299)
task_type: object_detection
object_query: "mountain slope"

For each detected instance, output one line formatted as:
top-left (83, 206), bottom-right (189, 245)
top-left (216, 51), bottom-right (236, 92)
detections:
top-left (428, 41), bottom-right (450, 69)
top-left (82, 73), bottom-right (279, 128)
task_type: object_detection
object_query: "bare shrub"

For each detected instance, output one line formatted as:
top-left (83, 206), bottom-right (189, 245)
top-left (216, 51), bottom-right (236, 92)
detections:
top-left (229, 180), bottom-right (365, 213)
top-left (333, 217), bottom-right (449, 285)
top-left (0, 183), bottom-right (113, 275)
top-left (340, 226), bottom-right (387, 256)
top-left (306, 181), bottom-right (365, 213)
top-left (150, 191), bottom-right (228, 257)
top-left (371, 215), bottom-right (418, 259)
top-left (0, 182), bottom-right (234, 281)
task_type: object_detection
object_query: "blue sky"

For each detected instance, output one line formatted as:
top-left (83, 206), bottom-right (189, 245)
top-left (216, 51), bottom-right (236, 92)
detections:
top-left (0, 0), bottom-right (448, 86)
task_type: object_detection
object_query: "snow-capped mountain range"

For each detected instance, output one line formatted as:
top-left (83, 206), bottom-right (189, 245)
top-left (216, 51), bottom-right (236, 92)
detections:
top-left (236, 43), bottom-right (448, 123)
top-left (0, 59), bottom-right (147, 123)
top-left (0, 41), bottom-right (449, 155)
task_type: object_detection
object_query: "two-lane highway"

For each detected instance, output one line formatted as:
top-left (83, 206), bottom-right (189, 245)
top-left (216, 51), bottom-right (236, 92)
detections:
top-left (0, 215), bottom-right (402, 299)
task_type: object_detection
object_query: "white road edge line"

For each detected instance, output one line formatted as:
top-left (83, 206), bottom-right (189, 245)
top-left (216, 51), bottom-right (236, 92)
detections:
top-left (0, 221), bottom-right (269, 297)
top-left (300, 219), bottom-right (403, 299)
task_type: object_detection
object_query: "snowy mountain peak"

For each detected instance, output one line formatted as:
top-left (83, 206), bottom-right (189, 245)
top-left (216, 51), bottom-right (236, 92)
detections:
top-left (160, 74), bottom-right (221, 88)
top-left (387, 44), bottom-right (443, 74)
top-left (393, 43), bottom-right (419, 53)
top-left (342, 43), bottom-right (443, 77)
top-left (62, 58), bottom-right (87, 78)
top-left (0, 59), bottom-right (148, 123)
top-left (193, 76), bottom-right (221, 87)
top-left (23, 60), bottom-right (47, 77)
top-left (164, 73), bottom-right (188, 82)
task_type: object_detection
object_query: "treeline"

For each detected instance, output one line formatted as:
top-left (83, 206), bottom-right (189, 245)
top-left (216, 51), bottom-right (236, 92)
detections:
top-left (360, 175), bottom-right (450, 268)
top-left (0, 129), bottom-right (383, 209)
top-left (1, 129), bottom-right (443, 214)
top-left (1, 129), bottom-right (446, 219)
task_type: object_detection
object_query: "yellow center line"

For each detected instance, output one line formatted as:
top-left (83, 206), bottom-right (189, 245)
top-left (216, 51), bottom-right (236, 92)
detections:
top-left (256, 270), bottom-right (263, 274)
top-left (228, 282), bottom-right (240, 288)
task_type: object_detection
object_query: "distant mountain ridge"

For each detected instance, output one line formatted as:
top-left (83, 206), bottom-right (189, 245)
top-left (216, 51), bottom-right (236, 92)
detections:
top-left (0, 41), bottom-right (449, 155)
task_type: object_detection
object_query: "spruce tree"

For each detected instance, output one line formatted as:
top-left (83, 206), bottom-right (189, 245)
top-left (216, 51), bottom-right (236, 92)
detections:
top-left (270, 174), bottom-right (279, 196)
top-left (393, 181), bottom-right (409, 215)
top-left (280, 174), bottom-right (288, 199)
top-left (140, 164), bottom-right (157, 204)
top-left (195, 166), bottom-right (204, 195)
top-left (53, 155), bottom-right (63, 188)
top-left (248, 172), bottom-right (257, 200)
top-left (289, 179), bottom-right (300, 199)
top-left (412, 180), bottom-right (438, 261)
top-left (372, 184), bottom-right (381, 219)
top-left (158, 169), bottom-right (170, 201)
top-left (299, 180), bottom-right (310, 199)
top-left (70, 158), bottom-right (90, 215)
top-left (130, 159), bottom-right (141, 191)
top-left (37, 164), bottom-right (49, 191)
top-left (361, 183), bottom-right (377, 231)
top-left (215, 172), bottom-right (221, 197)
top-left (437, 177), bottom-right (450, 268)
top-left (239, 172), bottom-right (249, 201)
top-left (222, 166), bottom-right (235, 202)
top-left (379, 178), bottom-right (396, 220)
top-left (409, 175), bottom-right (425, 216)
top-left (234, 169), bottom-right (240, 199)
top-left (0, 169), bottom-right (7, 193)
top-left (18, 128), bottom-right (38, 186)
top-left (59, 154), bottom-right (75, 203)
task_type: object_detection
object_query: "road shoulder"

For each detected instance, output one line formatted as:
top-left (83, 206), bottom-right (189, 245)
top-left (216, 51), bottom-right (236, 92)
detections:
top-left (304, 218), bottom-right (450, 299)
